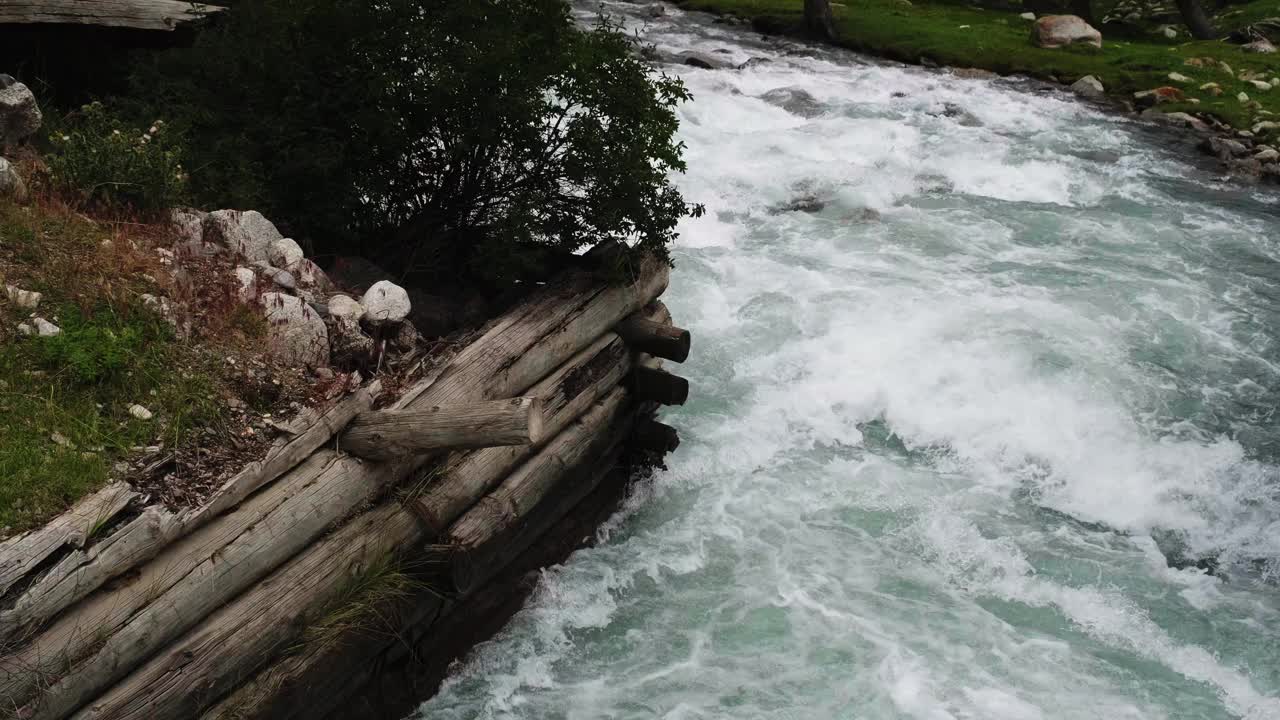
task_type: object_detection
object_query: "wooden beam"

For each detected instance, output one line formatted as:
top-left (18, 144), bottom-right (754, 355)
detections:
top-left (615, 312), bottom-right (691, 363)
top-left (633, 419), bottom-right (681, 455)
top-left (0, 1), bottom-right (226, 31)
top-left (341, 397), bottom-right (543, 461)
top-left (630, 366), bottom-right (689, 406)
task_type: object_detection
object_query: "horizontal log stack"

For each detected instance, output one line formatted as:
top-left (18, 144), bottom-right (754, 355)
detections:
top-left (0, 248), bottom-right (691, 720)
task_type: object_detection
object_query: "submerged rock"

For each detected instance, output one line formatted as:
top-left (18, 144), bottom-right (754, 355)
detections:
top-left (759, 86), bottom-right (825, 118)
top-left (1031, 15), bottom-right (1102, 49)
top-left (678, 52), bottom-right (732, 70)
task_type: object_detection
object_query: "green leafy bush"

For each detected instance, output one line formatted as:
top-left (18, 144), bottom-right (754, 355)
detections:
top-left (132, 0), bottom-right (700, 283)
top-left (46, 102), bottom-right (187, 212)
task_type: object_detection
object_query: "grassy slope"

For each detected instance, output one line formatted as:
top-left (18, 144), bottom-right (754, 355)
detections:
top-left (675, 0), bottom-right (1280, 131)
top-left (0, 199), bottom-right (228, 535)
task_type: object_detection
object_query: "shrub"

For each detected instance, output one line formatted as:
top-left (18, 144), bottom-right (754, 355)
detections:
top-left (132, 0), bottom-right (701, 283)
top-left (45, 102), bottom-right (187, 213)
top-left (35, 304), bottom-right (170, 385)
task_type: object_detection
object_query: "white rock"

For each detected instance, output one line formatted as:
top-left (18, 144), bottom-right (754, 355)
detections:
top-left (1020, 12), bottom-right (1035, 20)
top-left (16, 322), bottom-right (33, 336)
top-left (252, 262), bottom-right (296, 291)
top-left (361, 280), bottom-right (411, 323)
top-left (1167, 72), bottom-right (1192, 83)
top-left (1254, 148), bottom-right (1280, 162)
top-left (1031, 15), bottom-right (1102, 49)
top-left (268, 237), bottom-right (305, 270)
top-left (169, 208), bottom-right (206, 246)
top-left (1249, 80), bottom-right (1273, 91)
top-left (5, 284), bottom-right (41, 309)
top-left (328, 294), bottom-right (366, 322)
top-left (1070, 75), bottom-right (1105, 98)
top-left (233, 266), bottom-right (259, 303)
top-left (0, 157), bottom-right (25, 201)
top-left (0, 78), bottom-right (42, 146)
top-left (128, 404), bottom-right (154, 420)
top-left (1254, 121), bottom-right (1279, 134)
top-left (293, 258), bottom-right (333, 293)
top-left (1238, 92), bottom-right (1251, 102)
top-left (260, 292), bottom-right (330, 368)
top-left (1160, 25), bottom-right (1177, 39)
top-left (33, 317), bottom-right (60, 337)
top-left (203, 210), bottom-right (283, 263)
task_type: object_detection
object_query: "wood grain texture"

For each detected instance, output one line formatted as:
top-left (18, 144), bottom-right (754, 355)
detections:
top-left (0, 1), bottom-right (226, 31)
top-left (615, 312), bottom-right (691, 363)
top-left (342, 397), bottom-right (543, 461)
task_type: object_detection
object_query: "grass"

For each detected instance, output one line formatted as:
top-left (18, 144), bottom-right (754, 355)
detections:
top-left (0, 197), bottom-right (227, 535)
top-left (299, 554), bottom-right (421, 655)
top-left (674, 0), bottom-right (1280, 133)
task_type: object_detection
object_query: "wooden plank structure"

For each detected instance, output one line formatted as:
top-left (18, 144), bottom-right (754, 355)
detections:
top-left (0, 1), bottom-right (226, 31)
top-left (0, 246), bottom-right (692, 720)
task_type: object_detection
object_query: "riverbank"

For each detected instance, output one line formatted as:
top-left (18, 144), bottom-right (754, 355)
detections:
top-left (671, 0), bottom-right (1280, 155)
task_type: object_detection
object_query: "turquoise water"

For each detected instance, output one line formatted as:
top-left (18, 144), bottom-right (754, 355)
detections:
top-left (414, 4), bottom-right (1280, 718)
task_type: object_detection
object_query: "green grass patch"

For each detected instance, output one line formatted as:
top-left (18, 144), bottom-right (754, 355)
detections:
top-left (0, 200), bottom-right (225, 535)
top-left (675, 0), bottom-right (1280, 132)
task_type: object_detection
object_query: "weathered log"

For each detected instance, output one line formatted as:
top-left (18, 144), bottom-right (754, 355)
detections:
top-left (197, 399), bottom-right (639, 720)
top-left (633, 419), bottom-right (681, 455)
top-left (448, 388), bottom-right (634, 594)
top-left (4, 252), bottom-right (667, 720)
top-left (341, 397), bottom-right (543, 461)
top-left (0, 382), bottom-right (380, 645)
top-left (630, 366), bottom-right (689, 406)
top-left (0, 1), bottom-right (225, 31)
top-left (615, 312), bottom-right (690, 363)
top-left (65, 504), bottom-right (423, 720)
top-left (0, 483), bottom-right (137, 600)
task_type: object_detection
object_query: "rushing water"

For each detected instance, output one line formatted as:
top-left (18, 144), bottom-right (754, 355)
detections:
top-left (413, 3), bottom-right (1280, 718)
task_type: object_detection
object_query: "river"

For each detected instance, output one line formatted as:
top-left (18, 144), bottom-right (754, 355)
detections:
top-left (413, 3), bottom-right (1280, 718)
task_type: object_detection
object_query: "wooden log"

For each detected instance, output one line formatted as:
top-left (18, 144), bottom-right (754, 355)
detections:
top-left (196, 401), bottom-right (639, 720)
top-left (0, 1), bottom-right (225, 31)
top-left (630, 366), bottom-right (689, 406)
top-left (341, 397), bottom-right (543, 461)
top-left (615, 312), bottom-right (690, 363)
top-left (65, 504), bottom-right (424, 720)
top-left (4, 252), bottom-right (667, 720)
top-left (0, 483), bottom-right (137, 600)
top-left (447, 387), bottom-right (633, 594)
top-left (0, 382), bottom-right (380, 645)
top-left (633, 419), bottom-right (681, 455)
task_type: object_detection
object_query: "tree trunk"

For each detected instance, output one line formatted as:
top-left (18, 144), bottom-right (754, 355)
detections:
top-left (1176, 0), bottom-right (1217, 39)
top-left (804, 0), bottom-right (838, 41)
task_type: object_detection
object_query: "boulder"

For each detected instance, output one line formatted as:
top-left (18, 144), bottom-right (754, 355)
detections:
top-left (1031, 15), bottom-right (1102, 49)
top-left (260, 292), bottom-right (329, 368)
top-left (937, 102), bottom-right (983, 127)
top-left (293, 259), bottom-right (334, 295)
top-left (203, 210), bottom-right (283, 263)
top-left (362, 280), bottom-right (411, 324)
top-left (328, 295), bottom-right (365, 322)
top-left (0, 157), bottom-right (27, 202)
top-left (0, 78), bottom-right (42, 147)
top-left (1256, 147), bottom-right (1280, 162)
top-left (1242, 39), bottom-right (1277, 54)
top-left (329, 256), bottom-right (393, 292)
top-left (251, 262), bottom-right (297, 291)
top-left (267, 238), bottom-right (305, 270)
top-left (645, 3), bottom-right (665, 17)
top-left (1070, 75), bottom-right (1106, 99)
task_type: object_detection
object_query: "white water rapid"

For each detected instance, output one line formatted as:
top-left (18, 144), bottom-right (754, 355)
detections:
top-left (413, 3), bottom-right (1280, 718)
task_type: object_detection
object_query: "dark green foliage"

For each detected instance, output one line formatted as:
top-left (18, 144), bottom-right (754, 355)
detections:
top-left (35, 304), bottom-right (167, 385)
top-left (132, 0), bottom-right (701, 282)
top-left (45, 102), bottom-right (188, 213)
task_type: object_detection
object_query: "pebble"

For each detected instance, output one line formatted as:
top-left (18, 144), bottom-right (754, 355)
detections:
top-left (4, 285), bottom-right (41, 309)
top-left (129, 404), bottom-right (154, 420)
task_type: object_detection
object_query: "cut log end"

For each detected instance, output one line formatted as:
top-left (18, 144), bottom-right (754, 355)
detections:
top-left (634, 419), bottom-right (681, 456)
top-left (631, 366), bottom-right (689, 406)
top-left (615, 313), bottom-right (692, 363)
